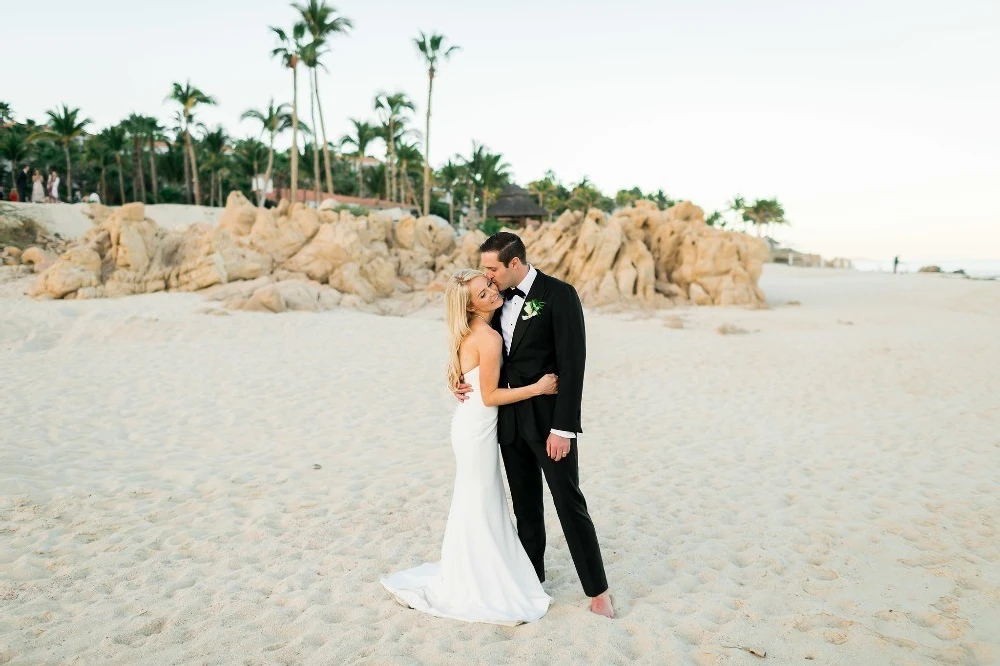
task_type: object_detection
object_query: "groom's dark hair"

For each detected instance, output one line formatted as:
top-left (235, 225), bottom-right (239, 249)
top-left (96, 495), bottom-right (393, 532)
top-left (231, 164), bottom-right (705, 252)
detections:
top-left (479, 232), bottom-right (527, 267)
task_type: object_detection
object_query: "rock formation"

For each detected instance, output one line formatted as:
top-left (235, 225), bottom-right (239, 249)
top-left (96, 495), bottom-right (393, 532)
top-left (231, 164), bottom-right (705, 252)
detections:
top-left (520, 200), bottom-right (768, 307)
top-left (26, 192), bottom-right (769, 312)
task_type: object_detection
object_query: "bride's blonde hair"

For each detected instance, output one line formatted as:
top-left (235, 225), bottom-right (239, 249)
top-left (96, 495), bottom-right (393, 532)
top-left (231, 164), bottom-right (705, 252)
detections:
top-left (445, 268), bottom-right (487, 389)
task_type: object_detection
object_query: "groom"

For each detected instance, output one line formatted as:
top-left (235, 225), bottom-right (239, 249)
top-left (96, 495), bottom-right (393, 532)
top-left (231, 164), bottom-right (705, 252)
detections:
top-left (457, 231), bottom-right (614, 618)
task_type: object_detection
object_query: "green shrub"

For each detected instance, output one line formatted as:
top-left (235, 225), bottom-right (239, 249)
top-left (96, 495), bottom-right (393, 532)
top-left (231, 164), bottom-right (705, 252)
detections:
top-left (478, 218), bottom-right (504, 236)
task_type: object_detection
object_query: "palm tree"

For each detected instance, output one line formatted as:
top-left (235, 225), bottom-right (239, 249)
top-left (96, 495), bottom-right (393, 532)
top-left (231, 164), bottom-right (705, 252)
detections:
top-left (138, 115), bottom-right (164, 203)
top-left (436, 159), bottom-right (463, 225)
top-left (727, 195), bottom-right (747, 231)
top-left (479, 151), bottom-right (511, 220)
top-left (459, 140), bottom-right (487, 220)
top-left (414, 31), bottom-right (459, 216)
top-left (123, 113), bottom-right (148, 202)
top-left (271, 22), bottom-right (307, 204)
top-left (299, 38), bottom-right (326, 201)
top-left (241, 99), bottom-right (292, 206)
top-left (82, 134), bottom-right (109, 203)
top-left (528, 170), bottom-right (559, 219)
top-left (374, 91), bottom-right (414, 203)
top-left (231, 137), bottom-right (268, 195)
top-left (395, 140), bottom-right (425, 208)
top-left (201, 125), bottom-right (229, 206)
top-left (614, 187), bottom-right (643, 209)
top-left (101, 125), bottom-right (128, 204)
top-left (567, 178), bottom-right (609, 213)
top-left (743, 197), bottom-right (787, 237)
top-left (363, 163), bottom-right (386, 200)
top-left (650, 188), bottom-right (674, 210)
top-left (340, 119), bottom-right (378, 198)
top-left (167, 81), bottom-right (216, 205)
top-left (0, 102), bottom-right (13, 124)
top-left (293, 0), bottom-right (353, 197)
top-left (0, 130), bottom-right (30, 190)
top-left (33, 104), bottom-right (91, 202)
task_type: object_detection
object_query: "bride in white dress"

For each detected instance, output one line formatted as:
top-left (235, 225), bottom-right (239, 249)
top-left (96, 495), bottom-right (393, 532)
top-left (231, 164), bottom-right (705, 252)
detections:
top-left (381, 269), bottom-right (556, 625)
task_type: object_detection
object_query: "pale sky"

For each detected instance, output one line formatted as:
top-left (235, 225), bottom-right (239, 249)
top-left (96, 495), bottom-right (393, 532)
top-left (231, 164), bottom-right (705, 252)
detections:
top-left (5, 0), bottom-right (999, 261)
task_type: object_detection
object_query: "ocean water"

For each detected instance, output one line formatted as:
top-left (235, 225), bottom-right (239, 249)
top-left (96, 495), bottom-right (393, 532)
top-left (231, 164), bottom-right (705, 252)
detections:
top-left (850, 259), bottom-right (1000, 279)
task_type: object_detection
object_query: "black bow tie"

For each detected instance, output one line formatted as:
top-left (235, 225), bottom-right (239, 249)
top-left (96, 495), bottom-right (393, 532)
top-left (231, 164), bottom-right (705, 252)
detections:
top-left (503, 287), bottom-right (526, 301)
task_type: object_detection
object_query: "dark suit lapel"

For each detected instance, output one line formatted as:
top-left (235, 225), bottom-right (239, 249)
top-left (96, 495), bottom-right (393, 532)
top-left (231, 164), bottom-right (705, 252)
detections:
top-left (509, 271), bottom-right (549, 358)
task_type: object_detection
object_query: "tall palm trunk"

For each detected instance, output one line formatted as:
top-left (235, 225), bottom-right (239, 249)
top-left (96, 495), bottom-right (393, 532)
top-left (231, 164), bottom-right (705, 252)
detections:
top-left (309, 73), bottom-right (321, 202)
top-left (114, 154), bottom-right (126, 205)
top-left (262, 135), bottom-right (276, 207)
top-left (131, 136), bottom-right (145, 202)
top-left (99, 164), bottom-right (107, 204)
top-left (147, 134), bottom-right (159, 203)
top-left (290, 67), bottom-right (299, 204)
top-left (184, 126), bottom-right (201, 205)
top-left (62, 143), bottom-right (72, 204)
top-left (313, 69), bottom-right (334, 196)
top-left (388, 118), bottom-right (397, 202)
top-left (209, 168), bottom-right (216, 206)
top-left (182, 137), bottom-right (191, 204)
top-left (383, 156), bottom-right (390, 201)
top-left (423, 69), bottom-right (434, 216)
top-left (357, 156), bottom-right (364, 197)
top-left (250, 155), bottom-right (258, 202)
top-left (448, 189), bottom-right (454, 225)
top-left (467, 177), bottom-right (476, 223)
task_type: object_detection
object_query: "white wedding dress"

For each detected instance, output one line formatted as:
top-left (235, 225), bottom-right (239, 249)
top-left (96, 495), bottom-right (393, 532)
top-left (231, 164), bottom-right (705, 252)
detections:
top-left (381, 366), bottom-right (552, 625)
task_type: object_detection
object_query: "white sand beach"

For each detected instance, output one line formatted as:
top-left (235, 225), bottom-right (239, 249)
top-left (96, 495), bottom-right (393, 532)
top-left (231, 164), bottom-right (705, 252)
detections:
top-left (1, 265), bottom-right (998, 665)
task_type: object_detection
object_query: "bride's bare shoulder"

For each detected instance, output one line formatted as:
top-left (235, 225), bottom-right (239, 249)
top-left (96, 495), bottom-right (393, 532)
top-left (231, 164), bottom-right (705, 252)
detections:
top-left (467, 323), bottom-right (502, 348)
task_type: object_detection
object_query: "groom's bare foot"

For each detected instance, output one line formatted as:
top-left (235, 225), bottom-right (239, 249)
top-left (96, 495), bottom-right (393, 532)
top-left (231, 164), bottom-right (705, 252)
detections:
top-left (590, 591), bottom-right (614, 618)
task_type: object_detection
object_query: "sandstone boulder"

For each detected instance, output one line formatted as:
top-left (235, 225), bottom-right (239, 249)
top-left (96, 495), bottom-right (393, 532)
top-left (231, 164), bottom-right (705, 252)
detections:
top-left (20, 247), bottom-right (58, 273)
top-left (218, 191), bottom-right (258, 237)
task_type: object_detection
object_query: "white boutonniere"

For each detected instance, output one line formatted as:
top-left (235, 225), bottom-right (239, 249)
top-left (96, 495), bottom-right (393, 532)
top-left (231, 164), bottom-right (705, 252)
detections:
top-left (522, 299), bottom-right (545, 321)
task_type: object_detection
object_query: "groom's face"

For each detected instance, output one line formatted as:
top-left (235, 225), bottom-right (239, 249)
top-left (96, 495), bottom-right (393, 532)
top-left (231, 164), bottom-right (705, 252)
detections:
top-left (481, 252), bottom-right (516, 290)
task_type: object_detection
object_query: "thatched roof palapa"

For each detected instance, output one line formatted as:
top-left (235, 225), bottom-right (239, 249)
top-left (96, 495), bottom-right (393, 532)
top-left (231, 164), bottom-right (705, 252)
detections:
top-left (486, 184), bottom-right (547, 219)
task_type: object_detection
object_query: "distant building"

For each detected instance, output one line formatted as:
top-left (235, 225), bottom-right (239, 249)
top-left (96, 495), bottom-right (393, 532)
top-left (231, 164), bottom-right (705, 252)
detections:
top-left (486, 184), bottom-right (547, 226)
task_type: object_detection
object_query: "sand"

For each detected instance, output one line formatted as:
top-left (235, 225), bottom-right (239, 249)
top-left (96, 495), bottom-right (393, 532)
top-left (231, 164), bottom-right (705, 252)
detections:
top-left (1, 265), bottom-right (998, 665)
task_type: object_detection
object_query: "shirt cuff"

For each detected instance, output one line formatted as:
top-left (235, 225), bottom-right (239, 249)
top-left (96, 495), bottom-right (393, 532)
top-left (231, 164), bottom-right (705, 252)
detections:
top-left (550, 428), bottom-right (576, 439)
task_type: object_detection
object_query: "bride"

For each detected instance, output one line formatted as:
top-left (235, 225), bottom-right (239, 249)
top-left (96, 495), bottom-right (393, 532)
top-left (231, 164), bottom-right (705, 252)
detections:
top-left (381, 269), bottom-right (556, 625)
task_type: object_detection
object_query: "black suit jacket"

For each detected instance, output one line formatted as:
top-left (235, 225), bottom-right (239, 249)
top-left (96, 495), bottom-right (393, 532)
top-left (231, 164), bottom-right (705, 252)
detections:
top-left (493, 270), bottom-right (586, 445)
top-left (16, 170), bottom-right (29, 189)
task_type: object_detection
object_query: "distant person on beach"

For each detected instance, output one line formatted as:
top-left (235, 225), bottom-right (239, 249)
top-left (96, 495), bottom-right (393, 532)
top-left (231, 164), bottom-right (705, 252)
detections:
top-left (8, 188), bottom-right (18, 202)
top-left (48, 170), bottom-right (60, 203)
top-left (893, 256), bottom-right (900, 273)
top-left (16, 165), bottom-right (29, 202)
top-left (31, 170), bottom-right (45, 203)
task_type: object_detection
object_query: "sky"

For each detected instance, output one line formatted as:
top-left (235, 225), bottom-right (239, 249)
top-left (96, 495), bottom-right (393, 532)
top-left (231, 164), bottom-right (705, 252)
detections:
top-left (5, 0), bottom-right (999, 262)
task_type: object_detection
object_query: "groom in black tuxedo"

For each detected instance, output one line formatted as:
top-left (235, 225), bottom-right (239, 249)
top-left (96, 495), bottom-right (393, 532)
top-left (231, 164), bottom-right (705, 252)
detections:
top-left (457, 231), bottom-right (614, 618)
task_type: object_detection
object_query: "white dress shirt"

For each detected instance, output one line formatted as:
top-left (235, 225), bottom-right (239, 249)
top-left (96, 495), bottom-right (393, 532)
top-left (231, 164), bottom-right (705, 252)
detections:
top-left (501, 266), bottom-right (577, 440)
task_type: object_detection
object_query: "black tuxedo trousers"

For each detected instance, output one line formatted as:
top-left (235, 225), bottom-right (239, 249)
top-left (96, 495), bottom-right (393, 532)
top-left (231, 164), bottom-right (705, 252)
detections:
top-left (500, 431), bottom-right (608, 597)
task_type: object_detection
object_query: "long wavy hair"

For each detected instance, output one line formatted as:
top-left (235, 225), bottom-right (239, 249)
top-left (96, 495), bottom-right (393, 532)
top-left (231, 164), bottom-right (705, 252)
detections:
top-left (445, 268), bottom-right (487, 389)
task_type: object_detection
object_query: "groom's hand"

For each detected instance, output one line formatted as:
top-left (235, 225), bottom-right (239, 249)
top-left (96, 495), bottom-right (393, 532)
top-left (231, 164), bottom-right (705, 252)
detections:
top-left (452, 376), bottom-right (473, 402)
top-left (546, 433), bottom-right (572, 462)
